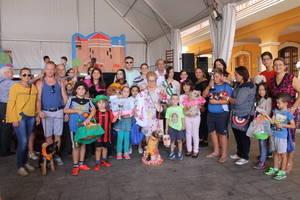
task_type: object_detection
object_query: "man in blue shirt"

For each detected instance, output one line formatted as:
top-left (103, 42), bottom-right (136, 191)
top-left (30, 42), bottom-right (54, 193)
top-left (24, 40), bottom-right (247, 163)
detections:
top-left (124, 56), bottom-right (140, 87)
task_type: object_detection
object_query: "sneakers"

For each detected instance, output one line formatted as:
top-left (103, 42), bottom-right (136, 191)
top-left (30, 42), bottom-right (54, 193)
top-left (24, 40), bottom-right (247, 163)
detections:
top-left (101, 160), bottom-right (112, 167)
top-left (138, 148), bottom-right (144, 154)
top-left (79, 164), bottom-right (90, 170)
top-left (253, 162), bottom-right (265, 170)
top-left (28, 152), bottom-right (38, 160)
top-left (72, 167), bottom-right (80, 176)
top-left (54, 156), bottom-right (64, 166)
top-left (235, 158), bottom-right (249, 165)
top-left (273, 170), bottom-right (287, 180)
top-left (168, 152), bottom-right (176, 160)
top-left (129, 147), bottom-right (132, 154)
top-left (93, 164), bottom-right (101, 171)
top-left (17, 167), bottom-right (29, 177)
top-left (124, 153), bottom-right (131, 160)
top-left (265, 167), bottom-right (278, 176)
top-left (177, 152), bottom-right (184, 160)
top-left (116, 153), bottom-right (122, 160)
top-left (230, 154), bottom-right (240, 160)
top-left (24, 163), bottom-right (35, 172)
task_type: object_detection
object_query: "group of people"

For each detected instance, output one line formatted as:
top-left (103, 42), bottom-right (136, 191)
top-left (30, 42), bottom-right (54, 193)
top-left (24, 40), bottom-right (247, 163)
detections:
top-left (0, 52), bottom-right (299, 181)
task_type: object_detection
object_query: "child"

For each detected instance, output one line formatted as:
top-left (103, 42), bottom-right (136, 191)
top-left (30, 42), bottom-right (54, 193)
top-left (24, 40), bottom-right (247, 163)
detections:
top-left (264, 94), bottom-right (295, 180)
top-left (253, 83), bottom-right (272, 169)
top-left (204, 68), bottom-right (232, 163)
top-left (129, 86), bottom-right (143, 154)
top-left (165, 94), bottom-right (185, 160)
top-left (142, 131), bottom-right (164, 165)
top-left (64, 82), bottom-right (96, 176)
top-left (92, 95), bottom-right (117, 170)
top-left (111, 86), bottom-right (135, 160)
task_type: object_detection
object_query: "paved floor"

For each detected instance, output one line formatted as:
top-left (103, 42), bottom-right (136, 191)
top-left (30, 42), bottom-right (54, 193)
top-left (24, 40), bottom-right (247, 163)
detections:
top-left (1, 131), bottom-right (300, 200)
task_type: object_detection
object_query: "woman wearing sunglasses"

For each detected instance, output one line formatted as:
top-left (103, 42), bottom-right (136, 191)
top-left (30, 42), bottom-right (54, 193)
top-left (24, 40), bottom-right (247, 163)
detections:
top-left (6, 67), bottom-right (38, 176)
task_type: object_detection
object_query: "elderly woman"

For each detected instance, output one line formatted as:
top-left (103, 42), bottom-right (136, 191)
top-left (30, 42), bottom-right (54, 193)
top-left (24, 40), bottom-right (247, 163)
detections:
top-left (135, 71), bottom-right (164, 142)
top-left (268, 57), bottom-right (300, 173)
top-left (0, 67), bottom-right (15, 157)
top-left (6, 68), bottom-right (38, 176)
top-left (226, 66), bottom-right (256, 166)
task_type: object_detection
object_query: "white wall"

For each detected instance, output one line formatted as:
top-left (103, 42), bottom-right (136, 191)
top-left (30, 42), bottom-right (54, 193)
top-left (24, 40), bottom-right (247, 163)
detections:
top-left (148, 35), bottom-right (171, 68)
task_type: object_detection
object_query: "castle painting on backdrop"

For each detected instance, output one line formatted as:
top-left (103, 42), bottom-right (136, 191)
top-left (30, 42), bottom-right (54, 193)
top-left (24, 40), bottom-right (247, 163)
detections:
top-left (72, 32), bottom-right (126, 73)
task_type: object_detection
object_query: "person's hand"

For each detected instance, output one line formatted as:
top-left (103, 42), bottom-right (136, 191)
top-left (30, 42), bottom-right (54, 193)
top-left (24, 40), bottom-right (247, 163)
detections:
top-left (12, 122), bottom-right (19, 127)
top-left (77, 109), bottom-right (84, 115)
top-left (260, 111), bottom-right (267, 117)
top-left (275, 123), bottom-right (283, 129)
top-left (64, 114), bottom-right (69, 122)
top-left (289, 107), bottom-right (297, 114)
top-left (209, 99), bottom-right (218, 104)
top-left (39, 111), bottom-right (46, 119)
top-left (36, 116), bottom-right (41, 125)
top-left (157, 105), bottom-right (163, 112)
top-left (83, 119), bottom-right (91, 126)
top-left (208, 79), bottom-right (214, 89)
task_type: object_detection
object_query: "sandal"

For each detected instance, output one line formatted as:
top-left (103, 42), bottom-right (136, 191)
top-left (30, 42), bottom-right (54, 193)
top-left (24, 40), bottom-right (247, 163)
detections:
top-left (218, 157), bottom-right (227, 163)
top-left (206, 153), bottom-right (219, 158)
top-left (192, 152), bottom-right (199, 158)
top-left (185, 152), bottom-right (192, 156)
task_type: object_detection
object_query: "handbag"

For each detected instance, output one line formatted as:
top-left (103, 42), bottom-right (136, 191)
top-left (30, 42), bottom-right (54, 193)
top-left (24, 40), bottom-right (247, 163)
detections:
top-left (287, 129), bottom-right (294, 153)
top-left (130, 123), bottom-right (144, 145)
top-left (231, 113), bottom-right (251, 132)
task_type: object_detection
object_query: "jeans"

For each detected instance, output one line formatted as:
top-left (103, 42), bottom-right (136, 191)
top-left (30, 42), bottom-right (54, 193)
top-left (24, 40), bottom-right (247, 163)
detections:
top-left (258, 139), bottom-right (267, 162)
top-left (232, 128), bottom-right (251, 160)
top-left (0, 102), bottom-right (13, 156)
top-left (13, 113), bottom-right (35, 168)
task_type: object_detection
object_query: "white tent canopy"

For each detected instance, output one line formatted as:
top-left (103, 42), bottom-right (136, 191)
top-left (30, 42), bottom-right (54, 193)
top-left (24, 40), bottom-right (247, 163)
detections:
top-left (0, 0), bottom-right (238, 71)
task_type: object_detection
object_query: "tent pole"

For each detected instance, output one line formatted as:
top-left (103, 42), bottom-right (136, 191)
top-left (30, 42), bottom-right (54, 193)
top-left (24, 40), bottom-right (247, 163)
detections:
top-left (123, 0), bottom-right (137, 18)
top-left (76, 0), bottom-right (79, 33)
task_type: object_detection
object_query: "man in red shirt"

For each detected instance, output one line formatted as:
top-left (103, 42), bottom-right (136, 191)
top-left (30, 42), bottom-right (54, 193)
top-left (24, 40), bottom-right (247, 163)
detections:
top-left (260, 51), bottom-right (275, 83)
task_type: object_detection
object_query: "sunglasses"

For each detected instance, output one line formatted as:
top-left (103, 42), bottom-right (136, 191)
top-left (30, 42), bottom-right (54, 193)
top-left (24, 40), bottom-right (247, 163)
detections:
top-left (126, 62), bottom-right (133, 64)
top-left (51, 85), bottom-right (56, 93)
top-left (21, 73), bottom-right (32, 78)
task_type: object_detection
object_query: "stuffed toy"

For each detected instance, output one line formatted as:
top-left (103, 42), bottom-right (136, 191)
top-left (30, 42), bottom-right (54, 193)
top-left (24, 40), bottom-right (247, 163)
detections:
top-left (142, 131), bottom-right (164, 166)
top-left (208, 91), bottom-right (229, 101)
top-left (183, 90), bottom-right (206, 117)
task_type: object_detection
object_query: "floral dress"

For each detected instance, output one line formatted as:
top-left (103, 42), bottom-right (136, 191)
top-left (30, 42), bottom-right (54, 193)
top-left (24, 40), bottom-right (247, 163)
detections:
top-left (135, 87), bottom-right (165, 136)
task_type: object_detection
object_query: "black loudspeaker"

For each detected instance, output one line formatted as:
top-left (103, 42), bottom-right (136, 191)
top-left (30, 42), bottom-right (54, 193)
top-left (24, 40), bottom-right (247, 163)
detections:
top-left (197, 57), bottom-right (208, 71)
top-left (182, 53), bottom-right (195, 72)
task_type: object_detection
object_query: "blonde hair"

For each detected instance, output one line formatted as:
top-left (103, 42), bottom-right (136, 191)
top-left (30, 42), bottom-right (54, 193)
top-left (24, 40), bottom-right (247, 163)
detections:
top-left (146, 71), bottom-right (157, 80)
top-left (0, 66), bottom-right (13, 77)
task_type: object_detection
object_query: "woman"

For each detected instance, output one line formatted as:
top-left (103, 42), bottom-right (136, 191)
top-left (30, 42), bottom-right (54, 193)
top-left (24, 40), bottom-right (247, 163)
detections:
top-left (162, 66), bottom-right (180, 98)
top-left (84, 68), bottom-right (105, 98)
top-left (135, 71), bottom-right (164, 142)
top-left (66, 68), bottom-right (78, 82)
top-left (106, 69), bottom-right (128, 96)
top-left (84, 66), bottom-right (94, 80)
top-left (226, 66), bottom-right (256, 165)
top-left (133, 63), bottom-right (149, 90)
top-left (6, 68), bottom-right (38, 176)
top-left (179, 70), bottom-right (189, 83)
top-left (194, 67), bottom-right (210, 147)
top-left (213, 58), bottom-right (230, 83)
top-left (268, 57), bottom-right (300, 173)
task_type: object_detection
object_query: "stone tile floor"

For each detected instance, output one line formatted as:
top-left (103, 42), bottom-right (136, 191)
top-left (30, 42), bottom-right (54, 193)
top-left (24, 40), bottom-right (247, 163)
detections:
top-left (1, 132), bottom-right (300, 200)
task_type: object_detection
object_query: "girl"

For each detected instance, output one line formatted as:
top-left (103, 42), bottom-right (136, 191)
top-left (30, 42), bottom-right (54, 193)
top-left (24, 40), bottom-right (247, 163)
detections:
top-left (66, 68), bottom-right (78, 82)
top-left (107, 69), bottom-right (128, 96)
top-left (129, 86), bottom-right (143, 154)
top-left (112, 86), bottom-right (135, 160)
top-left (179, 80), bottom-right (193, 105)
top-left (84, 66), bottom-right (94, 80)
top-left (84, 68), bottom-right (106, 98)
top-left (163, 66), bottom-right (180, 98)
top-left (179, 70), bottom-right (189, 83)
top-left (203, 68), bottom-right (232, 163)
top-left (64, 82), bottom-right (96, 176)
top-left (253, 83), bottom-right (272, 169)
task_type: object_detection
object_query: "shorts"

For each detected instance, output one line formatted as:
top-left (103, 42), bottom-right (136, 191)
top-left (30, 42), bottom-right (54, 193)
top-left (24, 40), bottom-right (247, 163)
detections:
top-left (168, 127), bottom-right (185, 142)
top-left (42, 109), bottom-right (64, 137)
top-left (271, 136), bottom-right (287, 154)
top-left (207, 112), bottom-right (229, 135)
top-left (95, 141), bottom-right (110, 148)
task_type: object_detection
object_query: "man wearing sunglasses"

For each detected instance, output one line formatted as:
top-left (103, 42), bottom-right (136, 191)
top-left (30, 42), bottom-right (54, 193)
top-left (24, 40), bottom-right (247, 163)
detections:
top-left (36, 62), bottom-right (68, 165)
top-left (124, 56), bottom-right (140, 87)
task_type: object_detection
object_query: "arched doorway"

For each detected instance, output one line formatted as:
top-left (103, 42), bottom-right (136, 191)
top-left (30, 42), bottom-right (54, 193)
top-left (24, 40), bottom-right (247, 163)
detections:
top-left (279, 46), bottom-right (298, 75)
top-left (233, 51), bottom-right (251, 75)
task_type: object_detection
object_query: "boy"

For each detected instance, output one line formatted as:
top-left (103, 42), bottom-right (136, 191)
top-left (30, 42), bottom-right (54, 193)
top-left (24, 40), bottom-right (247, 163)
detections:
top-left (264, 94), bottom-right (296, 180)
top-left (92, 95), bottom-right (117, 170)
top-left (165, 94), bottom-right (185, 160)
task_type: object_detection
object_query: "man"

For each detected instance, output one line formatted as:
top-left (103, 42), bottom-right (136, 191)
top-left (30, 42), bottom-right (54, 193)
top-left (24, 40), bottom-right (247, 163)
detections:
top-left (42, 56), bottom-right (50, 68)
top-left (61, 56), bottom-right (70, 70)
top-left (0, 67), bottom-right (15, 157)
top-left (124, 56), bottom-right (140, 87)
top-left (260, 51), bottom-right (275, 83)
top-left (36, 62), bottom-right (68, 165)
top-left (155, 58), bottom-right (166, 86)
top-left (56, 64), bottom-right (67, 83)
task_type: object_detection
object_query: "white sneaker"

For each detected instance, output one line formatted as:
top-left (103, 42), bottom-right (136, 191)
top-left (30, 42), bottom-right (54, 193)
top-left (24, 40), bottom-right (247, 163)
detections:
top-left (129, 147), bottom-right (132, 154)
top-left (230, 154), bottom-right (240, 160)
top-left (24, 163), bottom-right (35, 172)
top-left (235, 158), bottom-right (249, 165)
top-left (138, 147), bottom-right (143, 154)
top-left (54, 156), bottom-right (64, 166)
top-left (28, 152), bottom-right (38, 160)
top-left (17, 167), bottom-right (29, 177)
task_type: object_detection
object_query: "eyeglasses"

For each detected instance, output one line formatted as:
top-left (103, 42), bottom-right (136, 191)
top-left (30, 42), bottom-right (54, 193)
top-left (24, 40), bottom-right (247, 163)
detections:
top-left (51, 85), bottom-right (56, 93)
top-left (126, 62), bottom-right (133, 64)
top-left (22, 73), bottom-right (32, 78)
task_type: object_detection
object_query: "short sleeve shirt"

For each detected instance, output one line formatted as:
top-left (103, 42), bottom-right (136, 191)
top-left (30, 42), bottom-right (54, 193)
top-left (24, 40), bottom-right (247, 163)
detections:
top-left (208, 83), bottom-right (233, 113)
top-left (65, 96), bottom-right (94, 112)
top-left (272, 109), bottom-right (294, 139)
top-left (165, 106), bottom-right (185, 130)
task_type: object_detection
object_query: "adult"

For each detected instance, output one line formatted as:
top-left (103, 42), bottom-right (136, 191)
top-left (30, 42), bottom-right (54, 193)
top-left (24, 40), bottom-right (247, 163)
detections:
top-left (155, 59), bottom-right (166, 87)
top-left (0, 67), bottom-right (15, 157)
top-left (133, 63), bottom-right (149, 90)
top-left (85, 66), bottom-right (95, 80)
top-left (6, 68), bottom-right (38, 176)
top-left (61, 56), bottom-right (71, 70)
top-left (213, 58), bottom-right (230, 83)
top-left (268, 57), bottom-right (300, 173)
top-left (136, 71), bottom-right (164, 142)
top-left (162, 66), bottom-right (180, 98)
top-left (56, 64), bottom-right (67, 83)
top-left (226, 66), bottom-right (256, 165)
top-left (36, 62), bottom-right (68, 165)
top-left (194, 67), bottom-right (210, 147)
top-left (260, 51), bottom-right (275, 83)
top-left (42, 56), bottom-right (50, 68)
top-left (124, 56), bottom-right (140, 87)
top-left (84, 68), bottom-right (106, 98)
top-left (66, 68), bottom-right (78, 83)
